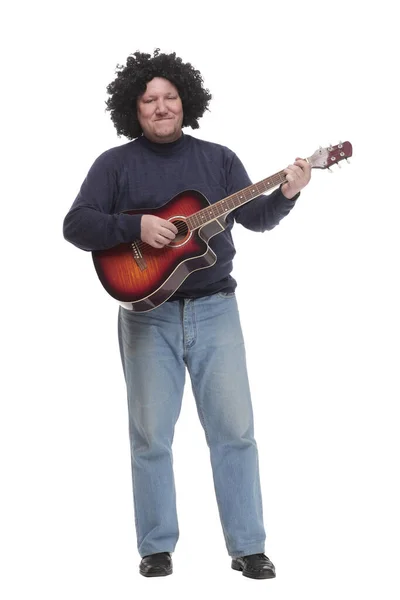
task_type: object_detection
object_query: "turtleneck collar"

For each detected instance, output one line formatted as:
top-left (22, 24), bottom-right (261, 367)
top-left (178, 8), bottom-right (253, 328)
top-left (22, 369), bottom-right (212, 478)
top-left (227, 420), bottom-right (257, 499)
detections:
top-left (137, 132), bottom-right (188, 154)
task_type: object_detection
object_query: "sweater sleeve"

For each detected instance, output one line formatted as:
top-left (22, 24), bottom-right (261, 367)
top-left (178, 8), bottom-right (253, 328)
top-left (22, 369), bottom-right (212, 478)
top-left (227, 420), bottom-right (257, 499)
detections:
top-left (63, 151), bottom-right (142, 251)
top-left (225, 151), bottom-right (299, 232)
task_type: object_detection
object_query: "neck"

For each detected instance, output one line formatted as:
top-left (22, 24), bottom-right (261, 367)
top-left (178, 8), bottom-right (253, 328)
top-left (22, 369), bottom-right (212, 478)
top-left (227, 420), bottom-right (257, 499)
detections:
top-left (145, 131), bottom-right (183, 144)
top-left (138, 132), bottom-right (186, 154)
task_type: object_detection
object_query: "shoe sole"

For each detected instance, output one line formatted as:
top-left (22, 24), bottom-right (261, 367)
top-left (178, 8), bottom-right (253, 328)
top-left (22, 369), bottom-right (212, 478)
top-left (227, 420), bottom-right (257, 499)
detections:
top-left (231, 560), bottom-right (276, 579)
top-left (140, 567), bottom-right (173, 577)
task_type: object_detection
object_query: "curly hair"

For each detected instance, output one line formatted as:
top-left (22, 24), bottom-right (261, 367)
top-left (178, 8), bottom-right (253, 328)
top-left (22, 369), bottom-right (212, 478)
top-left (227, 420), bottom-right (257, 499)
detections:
top-left (105, 49), bottom-right (212, 140)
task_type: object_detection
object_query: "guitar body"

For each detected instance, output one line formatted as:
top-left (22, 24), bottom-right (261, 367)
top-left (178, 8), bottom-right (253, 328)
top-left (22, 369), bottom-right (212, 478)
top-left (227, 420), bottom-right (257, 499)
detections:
top-left (92, 190), bottom-right (226, 312)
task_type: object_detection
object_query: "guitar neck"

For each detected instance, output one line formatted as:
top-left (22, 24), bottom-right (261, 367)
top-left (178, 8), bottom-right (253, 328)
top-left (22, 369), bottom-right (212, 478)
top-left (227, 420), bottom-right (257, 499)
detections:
top-left (186, 165), bottom-right (302, 231)
top-left (184, 139), bottom-right (353, 231)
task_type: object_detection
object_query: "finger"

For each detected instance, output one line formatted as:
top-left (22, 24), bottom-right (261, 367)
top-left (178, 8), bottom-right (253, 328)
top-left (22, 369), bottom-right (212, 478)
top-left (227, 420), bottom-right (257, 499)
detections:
top-left (285, 172), bottom-right (295, 184)
top-left (284, 166), bottom-right (294, 175)
top-left (156, 233), bottom-right (171, 245)
top-left (159, 228), bottom-right (176, 241)
top-left (283, 168), bottom-right (292, 183)
top-left (294, 159), bottom-right (310, 171)
top-left (150, 239), bottom-right (164, 249)
top-left (285, 165), bottom-right (302, 178)
top-left (160, 219), bottom-right (179, 234)
top-left (294, 163), bottom-right (311, 182)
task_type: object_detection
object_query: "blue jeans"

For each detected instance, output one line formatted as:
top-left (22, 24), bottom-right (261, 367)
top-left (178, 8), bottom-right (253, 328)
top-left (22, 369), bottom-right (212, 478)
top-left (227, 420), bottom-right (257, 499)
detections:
top-left (118, 292), bottom-right (266, 558)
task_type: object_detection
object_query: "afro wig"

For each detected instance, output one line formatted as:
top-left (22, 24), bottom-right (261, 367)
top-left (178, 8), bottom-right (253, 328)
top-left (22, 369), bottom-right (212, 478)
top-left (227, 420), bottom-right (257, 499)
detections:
top-left (105, 49), bottom-right (212, 140)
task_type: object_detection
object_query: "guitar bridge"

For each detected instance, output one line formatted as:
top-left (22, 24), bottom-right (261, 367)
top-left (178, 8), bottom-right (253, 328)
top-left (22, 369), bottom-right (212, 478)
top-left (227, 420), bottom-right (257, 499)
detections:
top-left (131, 241), bottom-right (147, 271)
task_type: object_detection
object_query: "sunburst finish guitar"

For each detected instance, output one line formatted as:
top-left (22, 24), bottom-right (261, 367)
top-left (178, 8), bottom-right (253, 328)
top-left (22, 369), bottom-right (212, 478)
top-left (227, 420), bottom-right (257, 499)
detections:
top-left (92, 142), bottom-right (352, 311)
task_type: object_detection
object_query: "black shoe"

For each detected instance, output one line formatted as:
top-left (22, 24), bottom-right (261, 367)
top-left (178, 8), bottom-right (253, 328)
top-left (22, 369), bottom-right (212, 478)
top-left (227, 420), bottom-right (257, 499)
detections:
top-left (139, 552), bottom-right (173, 577)
top-left (231, 553), bottom-right (276, 579)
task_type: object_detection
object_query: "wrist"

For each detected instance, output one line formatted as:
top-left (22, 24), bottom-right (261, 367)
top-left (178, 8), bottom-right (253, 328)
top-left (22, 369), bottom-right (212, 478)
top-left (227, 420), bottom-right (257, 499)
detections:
top-left (280, 184), bottom-right (299, 201)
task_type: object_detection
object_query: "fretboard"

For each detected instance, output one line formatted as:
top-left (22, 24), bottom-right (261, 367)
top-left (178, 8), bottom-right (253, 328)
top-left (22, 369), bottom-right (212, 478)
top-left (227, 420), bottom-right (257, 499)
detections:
top-left (186, 169), bottom-right (288, 231)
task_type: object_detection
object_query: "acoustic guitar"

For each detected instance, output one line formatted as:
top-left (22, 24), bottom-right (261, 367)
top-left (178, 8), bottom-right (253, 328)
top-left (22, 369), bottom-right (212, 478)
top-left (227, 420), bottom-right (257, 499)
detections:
top-left (92, 141), bottom-right (352, 312)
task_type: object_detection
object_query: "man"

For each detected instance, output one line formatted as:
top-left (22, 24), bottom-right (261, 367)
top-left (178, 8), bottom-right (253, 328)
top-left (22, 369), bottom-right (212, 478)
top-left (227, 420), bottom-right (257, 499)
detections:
top-left (63, 49), bottom-right (311, 579)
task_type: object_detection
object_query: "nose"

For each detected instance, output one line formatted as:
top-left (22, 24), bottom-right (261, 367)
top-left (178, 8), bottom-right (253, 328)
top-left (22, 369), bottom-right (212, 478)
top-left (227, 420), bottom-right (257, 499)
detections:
top-left (155, 99), bottom-right (168, 115)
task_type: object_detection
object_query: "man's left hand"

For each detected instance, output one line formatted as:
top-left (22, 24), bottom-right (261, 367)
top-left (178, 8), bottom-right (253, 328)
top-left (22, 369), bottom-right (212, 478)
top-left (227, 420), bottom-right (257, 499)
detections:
top-left (281, 158), bottom-right (312, 200)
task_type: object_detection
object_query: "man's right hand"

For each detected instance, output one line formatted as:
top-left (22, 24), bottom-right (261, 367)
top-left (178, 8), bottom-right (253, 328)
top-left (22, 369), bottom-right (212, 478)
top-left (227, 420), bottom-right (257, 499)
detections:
top-left (140, 215), bottom-right (178, 248)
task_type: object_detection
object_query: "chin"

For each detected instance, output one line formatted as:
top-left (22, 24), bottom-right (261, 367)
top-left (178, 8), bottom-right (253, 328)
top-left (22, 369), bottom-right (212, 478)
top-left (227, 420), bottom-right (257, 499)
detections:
top-left (156, 129), bottom-right (177, 138)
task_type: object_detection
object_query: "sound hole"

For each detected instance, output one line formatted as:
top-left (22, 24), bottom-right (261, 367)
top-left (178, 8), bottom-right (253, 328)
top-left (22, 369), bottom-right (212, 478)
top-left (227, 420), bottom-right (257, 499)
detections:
top-left (169, 218), bottom-right (190, 246)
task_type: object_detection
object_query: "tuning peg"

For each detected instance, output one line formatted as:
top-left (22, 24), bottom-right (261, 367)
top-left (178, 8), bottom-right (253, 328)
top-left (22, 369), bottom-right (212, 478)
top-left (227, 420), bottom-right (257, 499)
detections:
top-left (337, 162), bottom-right (341, 168)
top-left (346, 158), bottom-right (351, 163)
top-left (327, 167), bottom-right (333, 173)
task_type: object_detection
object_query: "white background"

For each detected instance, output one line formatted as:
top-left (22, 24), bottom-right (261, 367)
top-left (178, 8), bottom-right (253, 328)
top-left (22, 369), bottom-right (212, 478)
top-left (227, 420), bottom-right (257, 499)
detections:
top-left (2, 0), bottom-right (399, 598)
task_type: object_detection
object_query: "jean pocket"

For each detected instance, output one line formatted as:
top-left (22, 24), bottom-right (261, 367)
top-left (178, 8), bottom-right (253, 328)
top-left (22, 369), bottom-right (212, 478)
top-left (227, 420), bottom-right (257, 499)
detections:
top-left (217, 291), bottom-right (236, 298)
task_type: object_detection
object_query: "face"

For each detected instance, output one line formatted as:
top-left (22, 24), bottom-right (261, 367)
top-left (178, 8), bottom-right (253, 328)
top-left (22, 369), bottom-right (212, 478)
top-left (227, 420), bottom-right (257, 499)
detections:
top-left (137, 77), bottom-right (183, 143)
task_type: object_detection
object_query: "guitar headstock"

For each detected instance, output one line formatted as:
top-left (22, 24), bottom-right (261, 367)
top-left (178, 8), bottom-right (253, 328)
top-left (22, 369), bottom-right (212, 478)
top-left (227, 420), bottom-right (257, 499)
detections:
top-left (308, 141), bottom-right (353, 169)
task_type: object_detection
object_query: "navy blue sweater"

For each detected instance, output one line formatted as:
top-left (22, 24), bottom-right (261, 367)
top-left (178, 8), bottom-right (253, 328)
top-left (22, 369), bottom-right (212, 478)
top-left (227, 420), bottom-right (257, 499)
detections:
top-left (63, 133), bottom-right (298, 297)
